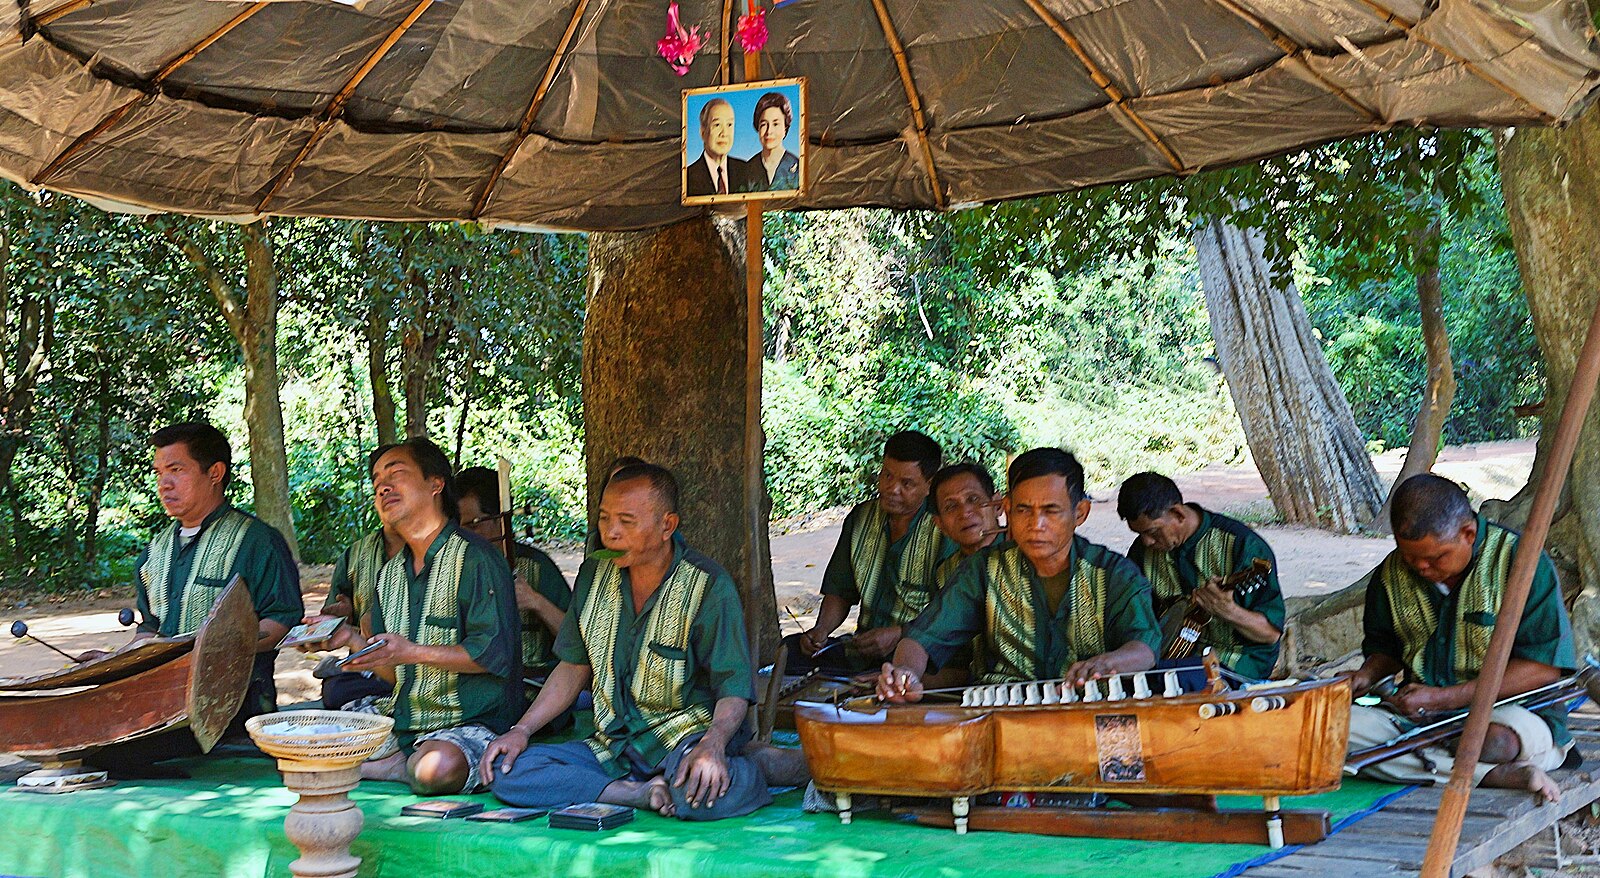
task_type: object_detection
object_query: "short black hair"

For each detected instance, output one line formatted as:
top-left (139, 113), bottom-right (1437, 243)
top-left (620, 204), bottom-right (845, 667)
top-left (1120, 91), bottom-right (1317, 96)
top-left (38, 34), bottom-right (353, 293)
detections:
top-left (369, 438), bottom-right (460, 521)
top-left (607, 462), bottom-right (680, 515)
top-left (1008, 447), bottom-right (1086, 505)
top-left (606, 455), bottom-right (648, 478)
top-left (884, 430), bottom-right (942, 480)
top-left (1117, 472), bottom-right (1183, 522)
top-left (1391, 473), bottom-right (1475, 541)
top-left (930, 462), bottom-right (995, 509)
top-left (455, 466), bottom-right (500, 515)
top-left (151, 422), bottom-right (232, 488)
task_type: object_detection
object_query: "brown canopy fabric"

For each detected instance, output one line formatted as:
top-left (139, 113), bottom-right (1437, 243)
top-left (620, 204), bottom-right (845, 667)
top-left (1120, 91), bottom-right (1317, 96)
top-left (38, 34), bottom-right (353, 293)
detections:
top-left (0, 0), bottom-right (1595, 231)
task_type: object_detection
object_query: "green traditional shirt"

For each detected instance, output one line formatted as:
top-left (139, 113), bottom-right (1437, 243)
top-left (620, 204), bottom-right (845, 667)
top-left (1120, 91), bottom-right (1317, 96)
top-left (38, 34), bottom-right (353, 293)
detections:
top-left (820, 499), bottom-right (957, 631)
top-left (513, 542), bottom-right (572, 676)
top-left (324, 529), bottom-right (388, 620)
top-left (1126, 505), bottom-right (1284, 679)
top-left (907, 536), bottom-right (1162, 683)
top-left (368, 523), bottom-right (522, 749)
top-left (934, 533), bottom-right (1006, 590)
top-left (555, 534), bottom-right (754, 776)
top-left (1362, 515), bottom-right (1576, 746)
top-left (135, 502), bottom-right (302, 637)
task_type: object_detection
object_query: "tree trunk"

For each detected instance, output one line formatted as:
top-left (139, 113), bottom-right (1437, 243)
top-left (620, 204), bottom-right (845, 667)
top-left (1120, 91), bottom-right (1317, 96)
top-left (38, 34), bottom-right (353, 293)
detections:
top-left (367, 296), bottom-right (398, 446)
top-left (84, 363), bottom-right (112, 562)
top-left (1493, 98), bottom-right (1600, 653)
top-left (583, 215), bottom-right (779, 661)
top-left (399, 270), bottom-right (453, 440)
top-left (1372, 212), bottom-right (1456, 534)
top-left (1194, 216), bottom-right (1383, 533)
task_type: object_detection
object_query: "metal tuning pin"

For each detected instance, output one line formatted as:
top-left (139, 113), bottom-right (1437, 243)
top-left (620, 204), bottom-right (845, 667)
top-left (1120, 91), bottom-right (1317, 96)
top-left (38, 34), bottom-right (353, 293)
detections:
top-left (1041, 681), bottom-right (1061, 705)
top-left (1198, 701), bottom-right (1240, 720)
top-left (1060, 682), bottom-right (1078, 704)
top-left (1083, 679), bottom-right (1102, 702)
top-left (1024, 682), bottom-right (1042, 705)
top-left (1133, 673), bottom-right (1152, 699)
top-left (1250, 695), bottom-right (1288, 713)
top-left (1163, 671), bottom-right (1181, 698)
top-left (1107, 675), bottom-right (1126, 701)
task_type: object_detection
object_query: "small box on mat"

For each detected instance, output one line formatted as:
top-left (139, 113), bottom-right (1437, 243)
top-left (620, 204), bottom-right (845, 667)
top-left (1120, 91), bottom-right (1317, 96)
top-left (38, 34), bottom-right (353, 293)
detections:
top-left (400, 800), bottom-right (484, 819)
top-left (549, 802), bottom-right (634, 830)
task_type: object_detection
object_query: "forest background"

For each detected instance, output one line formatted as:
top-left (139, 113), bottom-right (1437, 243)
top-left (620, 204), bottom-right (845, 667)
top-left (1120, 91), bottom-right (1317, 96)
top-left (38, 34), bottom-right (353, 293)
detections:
top-left (0, 127), bottom-right (1537, 590)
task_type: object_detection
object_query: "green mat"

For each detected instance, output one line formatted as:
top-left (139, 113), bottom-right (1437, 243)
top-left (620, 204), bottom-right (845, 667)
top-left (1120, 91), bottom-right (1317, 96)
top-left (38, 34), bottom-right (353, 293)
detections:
top-left (0, 757), bottom-right (1406, 878)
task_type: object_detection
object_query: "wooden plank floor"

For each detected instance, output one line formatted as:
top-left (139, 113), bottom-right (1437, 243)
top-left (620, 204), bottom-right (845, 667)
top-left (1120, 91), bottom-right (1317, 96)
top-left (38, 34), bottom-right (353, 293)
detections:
top-left (1245, 712), bottom-right (1600, 878)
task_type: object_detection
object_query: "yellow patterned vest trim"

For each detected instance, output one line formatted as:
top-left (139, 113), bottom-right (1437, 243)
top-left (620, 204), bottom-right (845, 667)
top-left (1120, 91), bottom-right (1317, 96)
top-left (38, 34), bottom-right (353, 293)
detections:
top-left (1142, 523), bottom-right (1247, 670)
top-left (979, 545), bottom-right (1106, 684)
top-left (374, 533), bottom-right (470, 734)
top-left (1382, 522), bottom-right (1515, 683)
top-left (346, 530), bottom-right (386, 621)
top-left (516, 554), bottom-right (554, 670)
top-left (141, 507), bottom-right (253, 635)
top-left (579, 558), bottom-right (715, 766)
top-left (852, 502), bottom-right (946, 629)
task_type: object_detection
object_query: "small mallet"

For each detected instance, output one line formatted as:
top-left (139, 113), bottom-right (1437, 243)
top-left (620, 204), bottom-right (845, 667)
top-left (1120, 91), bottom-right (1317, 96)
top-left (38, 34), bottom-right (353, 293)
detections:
top-left (9, 619), bottom-right (80, 663)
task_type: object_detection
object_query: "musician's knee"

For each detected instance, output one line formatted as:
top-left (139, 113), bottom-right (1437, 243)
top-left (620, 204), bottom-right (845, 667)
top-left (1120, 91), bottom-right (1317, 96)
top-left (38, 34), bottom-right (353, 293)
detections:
top-left (409, 741), bottom-right (469, 795)
top-left (1477, 723), bottom-right (1522, 764)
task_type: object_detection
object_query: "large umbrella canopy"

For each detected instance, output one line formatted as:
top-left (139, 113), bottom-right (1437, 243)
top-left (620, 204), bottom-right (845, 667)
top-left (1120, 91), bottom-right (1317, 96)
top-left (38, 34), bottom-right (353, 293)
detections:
top-left (0, 0), bottom-right (1596, 231)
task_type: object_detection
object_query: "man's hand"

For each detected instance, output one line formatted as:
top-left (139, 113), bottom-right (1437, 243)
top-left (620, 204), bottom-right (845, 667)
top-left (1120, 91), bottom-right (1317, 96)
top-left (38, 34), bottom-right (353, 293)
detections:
top-left (1192, 576), bottom-right (1236, 619)
top-left (1065, 653), bottom-right (1123, 686)
top-left (852, 626), bottom-right (902, 659)
top-left (319, 596), bottom-right (354, 621)
top-left (877, 662), bottom-right (924, 703)
top-left (342, 633), bottom-right (418, 671)
top-left (1383, 683), bottom-right (1453, 719)
top-left (798, 626), bottom-right (828, 657)
top-left (478, 727), bottom-right (531, 786)
top-left (316, 621), bottom-right (363, 653)
top-left (673, 740), bottom-right (731, 809)
top-left (512, 574), bottom-right (543, 613)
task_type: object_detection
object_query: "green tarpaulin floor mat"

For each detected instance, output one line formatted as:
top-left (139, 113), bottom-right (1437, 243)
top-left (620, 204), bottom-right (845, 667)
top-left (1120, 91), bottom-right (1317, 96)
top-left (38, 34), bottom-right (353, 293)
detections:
top-left (0, 757), bottom-right (1408, 878)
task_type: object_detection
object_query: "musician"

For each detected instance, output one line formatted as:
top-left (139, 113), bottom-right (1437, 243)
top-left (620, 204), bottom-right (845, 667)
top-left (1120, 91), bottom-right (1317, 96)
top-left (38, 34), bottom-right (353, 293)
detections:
top-left (930, 462), bottom-right (1005, 587)
top-left (314, 515), bottom-right (401, 710)
top-left (793, 430), bottom-right (956, 668)
top-left (1117, 472), bottom-right (1284, 680)
top-left (481, 464), bottom-right (806, 818)
top-left (456, 466), bottom-right (572, 681)
top-left (879, 448), bottom-right (1162, 702)
top-left (85, 422), bottom-right (303, 775)
top-left (1346, 474), bottom-right (1575, 803)
top-left (320, 438), bottom-right (523, 796)
top-left (584, 455), bottom-right (648, 553)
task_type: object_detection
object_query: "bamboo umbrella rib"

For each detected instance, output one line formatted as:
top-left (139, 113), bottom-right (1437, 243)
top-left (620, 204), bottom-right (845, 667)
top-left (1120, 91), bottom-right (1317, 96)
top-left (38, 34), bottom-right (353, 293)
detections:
top-left (257, 0), bottom-right (436, 213)
top-left (719, 0), bottom-right (735, 86)
top-left (29, 2), bottom-right (272, 188)
top-left (1204, 0), bottom-right (1387, 124)
top-left (32, 0), bottom-right (91, 30)
top-left (1019, 0), bottom-right (1186, 174)
top-left (470, 0), bottom-right (590, 219)
top-left (1353, 0), bottom-right (1555, 122)
top-left (868, 0), bottom-right (946, 208)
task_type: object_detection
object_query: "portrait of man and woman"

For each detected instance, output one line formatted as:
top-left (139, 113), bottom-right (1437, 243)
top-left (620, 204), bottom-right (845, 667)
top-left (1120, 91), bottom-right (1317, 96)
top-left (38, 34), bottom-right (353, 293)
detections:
top-left (683, 79), bottom-right (805, 202)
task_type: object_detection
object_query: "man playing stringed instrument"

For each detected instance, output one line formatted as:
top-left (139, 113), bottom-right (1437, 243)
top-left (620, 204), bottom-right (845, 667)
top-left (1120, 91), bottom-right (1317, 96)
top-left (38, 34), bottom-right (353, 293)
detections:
top-left (1117, 472), bottom-right (1283, 680)
top-left (879, 448), bottom-right (1162, 702)
top-left (930, 462), bottom-right (1005, 588)
top-left (1346, 474), bottom-right (1575, 803)
top-left (793, 430), bottom-right (957, 669)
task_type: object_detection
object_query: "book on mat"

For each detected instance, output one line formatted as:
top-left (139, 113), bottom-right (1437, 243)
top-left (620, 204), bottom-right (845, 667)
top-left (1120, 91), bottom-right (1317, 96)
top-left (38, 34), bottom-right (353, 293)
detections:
top-left (400, 800), bottom-right (484, 819)
top-left (549, 802), bottom-right (634, 830)
top-left (466, 807), bottom-right (547, 823)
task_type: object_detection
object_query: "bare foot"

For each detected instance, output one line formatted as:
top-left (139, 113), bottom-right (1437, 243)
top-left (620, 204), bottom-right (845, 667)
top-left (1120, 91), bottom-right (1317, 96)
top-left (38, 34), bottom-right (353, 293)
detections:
top-left (1482, 760), bottom-right (1560, 804)
top-left (744, 743), bottom-right (811, 787)
top-left (600, 775), bottom-right (675, 816)
top-left (359, 751), bottom-right (409, 784)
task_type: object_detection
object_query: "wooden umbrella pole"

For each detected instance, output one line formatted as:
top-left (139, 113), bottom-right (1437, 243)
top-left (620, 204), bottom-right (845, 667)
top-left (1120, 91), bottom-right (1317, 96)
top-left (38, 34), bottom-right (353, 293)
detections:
top-left (1420, 291), bottom-right (1600, 876)
top-left (742, 11), bottom-right (767, 662)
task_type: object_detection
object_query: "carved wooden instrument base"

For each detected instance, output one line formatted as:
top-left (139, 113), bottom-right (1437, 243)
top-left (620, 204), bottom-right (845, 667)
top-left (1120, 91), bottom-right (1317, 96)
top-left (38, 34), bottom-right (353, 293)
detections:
top-left (899, 804), bottom-right (1331, 846)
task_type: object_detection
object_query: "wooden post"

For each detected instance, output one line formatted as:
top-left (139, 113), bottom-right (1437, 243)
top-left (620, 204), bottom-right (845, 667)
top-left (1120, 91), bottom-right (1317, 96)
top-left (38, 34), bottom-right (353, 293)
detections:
top-left (1420, 293), bottom-right (1600, 876)
top-left (742, 7), bottom-right (767, 664)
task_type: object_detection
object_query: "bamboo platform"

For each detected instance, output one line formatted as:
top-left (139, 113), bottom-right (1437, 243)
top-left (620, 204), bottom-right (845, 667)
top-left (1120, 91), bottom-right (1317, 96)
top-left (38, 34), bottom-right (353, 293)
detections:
top-left (1244, 711), bottom-right (1600, 878)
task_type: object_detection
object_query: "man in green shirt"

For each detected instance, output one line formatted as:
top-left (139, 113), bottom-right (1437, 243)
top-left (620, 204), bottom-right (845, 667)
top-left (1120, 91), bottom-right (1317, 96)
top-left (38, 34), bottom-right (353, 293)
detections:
top-left (86, 422), bottom-right (303, 775)
top-left (1117, 472), bottom-right (1284, 679)
top-left (481, 464), bottom-right (804, 819)
top-left (321, 438), bottom-right (522, 796)
top-left (793, 430), bottom-right (956, 669)
top-left (879, 447), bottom-right (1162, 701)
top-left (930, 462), bottom-right (1005, 588)
top-left (1347, 474), bottom-right (1575, 803)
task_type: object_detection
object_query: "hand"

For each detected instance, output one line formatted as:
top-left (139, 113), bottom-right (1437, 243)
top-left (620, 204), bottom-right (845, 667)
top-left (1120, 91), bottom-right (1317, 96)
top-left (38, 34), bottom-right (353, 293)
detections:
top-left (512, 574), bottom-right (542, 613)
top-left (798, 627), bottom-right (828, 657)
top-left (1064, 653), bottom-right (1123, 686)
top-left (1192, 577), bottom-right (1235, 618)
top-left (342, 633), bottom-right (416, 671)
top-left (876, 662), bottom-right (924, 703)
top-left (317, 597), bottom-right (353, 621)
top-left (317, 621), bottom-right (362, 653)
top-left (1382, 683), bottom-right (1450, 719)
top-left (852, 626), bottom-right (902, 660)
top-left (673, 740), bottom-right (731, 809)
top-left (479, 727), bottom-right (531, 786)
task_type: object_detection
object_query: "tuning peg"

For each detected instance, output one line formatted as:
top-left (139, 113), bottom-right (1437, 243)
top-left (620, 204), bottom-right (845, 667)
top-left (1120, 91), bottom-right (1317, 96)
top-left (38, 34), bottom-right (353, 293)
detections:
top-left (118, 608), bottom-right (136, 627)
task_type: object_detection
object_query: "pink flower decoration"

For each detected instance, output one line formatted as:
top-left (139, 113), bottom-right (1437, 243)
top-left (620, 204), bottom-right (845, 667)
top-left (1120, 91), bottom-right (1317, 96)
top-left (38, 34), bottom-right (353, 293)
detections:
top-left (656, 1), bottom-right (703, 77)
top-left (735, 6), bottom-right (768, 54)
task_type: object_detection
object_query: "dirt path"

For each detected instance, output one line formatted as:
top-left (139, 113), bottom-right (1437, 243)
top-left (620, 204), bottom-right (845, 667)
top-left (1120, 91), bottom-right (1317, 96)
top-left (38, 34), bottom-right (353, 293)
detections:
top-left (0, 438), bottom-right (1536, 703)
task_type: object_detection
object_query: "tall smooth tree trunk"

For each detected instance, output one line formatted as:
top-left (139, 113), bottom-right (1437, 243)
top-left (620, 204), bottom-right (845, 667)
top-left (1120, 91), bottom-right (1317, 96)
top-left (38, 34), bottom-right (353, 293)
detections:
top-left (583, 215), bottom-right (779, 662)
top-left (1373, 213), bottom-right (1456, 534)
top-left (170, 221), bottom-right (300, 560)
top-left (367, 297), bottom-right (398, 446)
top-left (399, 270), bottom-right (455, 440)
top-left (1494, 97), bottom-right (1600, 652)
top-left (1194, 217), bottom-right (1383, 533)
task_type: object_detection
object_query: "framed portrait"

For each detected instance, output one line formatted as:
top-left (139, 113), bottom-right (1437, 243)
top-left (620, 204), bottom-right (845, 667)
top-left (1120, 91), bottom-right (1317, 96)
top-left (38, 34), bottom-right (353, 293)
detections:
top-left (681, 77), bottom-right (806, 206)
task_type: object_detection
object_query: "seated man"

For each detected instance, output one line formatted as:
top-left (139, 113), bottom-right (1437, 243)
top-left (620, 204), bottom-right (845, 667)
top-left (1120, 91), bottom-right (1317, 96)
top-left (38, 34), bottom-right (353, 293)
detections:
top-left (482, 464), bottom-right (805, 819)
top-left (930, 462), bottom-right (1005, 588)
top-left (321, 438), bottom-right (523, 796)
top-left (313, 491), bottom-right (401, 709)
top-left (1346, 474), bottom-right (1575, 803)
top-left (794, 430), bottom-right (955, 668)
top-left (880, 448), bottom-right (1161, 701)
top-left (584, 455), bottom-right (648, 554)
top-left (88, 422), bottom-right (304, 773)
top-left (456, 466), bottom-right (572, 683)
top-left (1117, 472), bottom-right (1284, 680)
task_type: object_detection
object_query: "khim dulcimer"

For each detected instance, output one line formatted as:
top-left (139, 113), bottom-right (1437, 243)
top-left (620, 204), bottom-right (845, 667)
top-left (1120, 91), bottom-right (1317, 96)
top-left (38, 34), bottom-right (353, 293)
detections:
top-left (1161, 558), bottom-right (1273, 660)
top-left (796, 652), bottom-right (1351, 848)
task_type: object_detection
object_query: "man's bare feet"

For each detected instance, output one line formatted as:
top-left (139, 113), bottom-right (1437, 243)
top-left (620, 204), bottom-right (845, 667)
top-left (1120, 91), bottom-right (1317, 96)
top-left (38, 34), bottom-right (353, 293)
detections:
top-left (359, 751), bottom-right (409, 783)
top-left (1482, 760), bottom-right (1561, 804)
top-left (600, 775), bottom-right (676, 816)
top-left (744, 743), bottom-right (811, 787)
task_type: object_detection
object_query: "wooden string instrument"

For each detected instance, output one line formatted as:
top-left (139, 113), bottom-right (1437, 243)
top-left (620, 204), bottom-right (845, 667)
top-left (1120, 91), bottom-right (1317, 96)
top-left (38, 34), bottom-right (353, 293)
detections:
top-left (1161, 557), bottom-right (1273, 660)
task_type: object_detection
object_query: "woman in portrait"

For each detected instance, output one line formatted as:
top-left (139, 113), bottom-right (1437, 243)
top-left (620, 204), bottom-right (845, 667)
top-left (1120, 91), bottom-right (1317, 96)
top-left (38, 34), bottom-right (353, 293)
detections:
top-left (741, 91), bottom-right (799, 192)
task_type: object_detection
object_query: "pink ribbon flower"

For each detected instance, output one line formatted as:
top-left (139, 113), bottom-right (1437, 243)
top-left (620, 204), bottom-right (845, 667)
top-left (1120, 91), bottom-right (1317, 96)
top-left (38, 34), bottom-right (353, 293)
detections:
top-left (734, 5), bottom-right (768, 54)
top-left (657, 1), bottom-right (703, 76)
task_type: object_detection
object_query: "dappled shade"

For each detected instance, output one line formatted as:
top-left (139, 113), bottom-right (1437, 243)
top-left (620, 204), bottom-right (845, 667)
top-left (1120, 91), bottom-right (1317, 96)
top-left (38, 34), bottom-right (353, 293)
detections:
top-left (0, 0), bottom-right (1596, 230)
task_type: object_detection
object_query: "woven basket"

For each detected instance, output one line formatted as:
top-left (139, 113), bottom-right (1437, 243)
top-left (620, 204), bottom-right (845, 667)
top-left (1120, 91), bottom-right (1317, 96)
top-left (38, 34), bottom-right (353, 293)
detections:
top-left (246, 709), bottom-right (395, 770)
